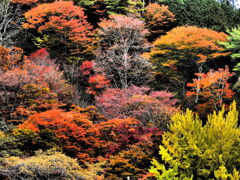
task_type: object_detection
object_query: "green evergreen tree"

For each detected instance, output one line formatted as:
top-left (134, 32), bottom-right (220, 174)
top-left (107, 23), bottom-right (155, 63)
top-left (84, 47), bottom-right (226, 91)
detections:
top-left (162, 0), bottom-right (240, 31)
top-left (219, 27), bottom-right (240, 98)
top-left (220, 27), bottom-right (240, 62)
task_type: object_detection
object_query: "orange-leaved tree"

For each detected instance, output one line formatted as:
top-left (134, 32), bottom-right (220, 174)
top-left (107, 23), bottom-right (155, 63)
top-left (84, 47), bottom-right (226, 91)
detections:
top-left (102, 131), bottom-right (162, 179)
top-left (23, 1), bottom-right (93, 62)
top-left (0, 46), bottom-right (23, 72)
top-left (144, 3), bottom-right (176, 41)
top-left (0, 48), bottom-right (75, 126)
top-left (149, 26), bottom-right (228, 100)
top-left (18, 109), bottom-right (103, 164)
top-left (186, 66), bottom-right (234, 114)
top-left (18, 107), bottom-right (159, 165)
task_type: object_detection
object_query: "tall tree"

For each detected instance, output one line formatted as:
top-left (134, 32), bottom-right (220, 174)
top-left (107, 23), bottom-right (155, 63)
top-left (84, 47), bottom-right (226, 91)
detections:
top-left (0, 0), bottom-right (22, 47)
top-left (186, 67), bottom-right (234, 115)
top-left (95, 14), bottom-right (152, 89)
top-left (149, 26), bottom-right (228, 100)
top-left (23, 1), bottom-right (93, 63)
top-left (144, 3), bottom-right (176, 41)
top-left (219, 27), bottom-right (240, 100)
top-left (220, 26), bottom-right (240, 68)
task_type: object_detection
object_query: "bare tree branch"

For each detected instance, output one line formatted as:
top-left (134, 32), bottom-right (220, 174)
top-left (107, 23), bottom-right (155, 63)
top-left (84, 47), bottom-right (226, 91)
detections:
top-left (0, 0), bottom-right (22, 47)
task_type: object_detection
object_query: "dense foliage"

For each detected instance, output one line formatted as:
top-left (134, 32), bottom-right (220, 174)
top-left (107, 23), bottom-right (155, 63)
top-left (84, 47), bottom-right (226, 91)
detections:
top-left (149, 26), bottom-right (228, 100)
top-left (150, 102), bottom-right (240, 179)
top-left (0, 0), bottom-right (239, 179)
top-left (23, 0), bottom-right (93, 62)
top-left (163, 0), bottom-right (240, 31)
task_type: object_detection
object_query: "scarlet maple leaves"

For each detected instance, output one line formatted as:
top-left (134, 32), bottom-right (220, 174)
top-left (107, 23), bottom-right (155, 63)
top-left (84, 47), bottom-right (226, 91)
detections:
top-left (18, 107), bottom-right (162, 165)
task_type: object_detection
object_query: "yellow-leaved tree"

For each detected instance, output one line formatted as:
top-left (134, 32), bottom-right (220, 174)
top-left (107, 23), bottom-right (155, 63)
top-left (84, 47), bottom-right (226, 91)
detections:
top-left (150, 101), bottom-right (240, 179)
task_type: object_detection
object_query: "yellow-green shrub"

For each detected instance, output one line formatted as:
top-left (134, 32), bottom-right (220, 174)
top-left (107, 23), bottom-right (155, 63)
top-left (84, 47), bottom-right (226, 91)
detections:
top-left (150, 102), bottom-right (240, 179)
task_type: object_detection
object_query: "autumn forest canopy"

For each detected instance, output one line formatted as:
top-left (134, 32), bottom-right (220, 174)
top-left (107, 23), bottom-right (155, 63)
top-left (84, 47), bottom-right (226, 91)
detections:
top-left (0, 0), bottom-right (240, 179)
